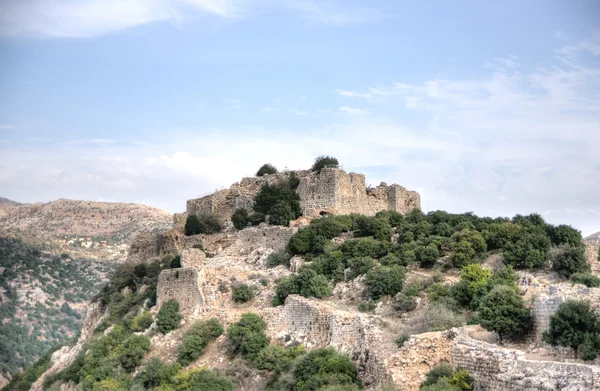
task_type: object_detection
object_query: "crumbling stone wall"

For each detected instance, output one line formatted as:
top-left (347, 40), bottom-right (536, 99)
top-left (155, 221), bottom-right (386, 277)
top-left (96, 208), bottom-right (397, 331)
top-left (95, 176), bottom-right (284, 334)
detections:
top-left (532, 283), bottom-right (600, 344)
top-left (265, 295), bottom-right (396, 388)
top-left (451, 330), bottom-right (600, 391)
top-left (157, 268), bottom-right (203, 313)
top-left (126, 229), bottom-right (185, 263)
top-left (585, 238), bottom-right (600, 275)
top-left (184, 168), bottom-right (420, 223)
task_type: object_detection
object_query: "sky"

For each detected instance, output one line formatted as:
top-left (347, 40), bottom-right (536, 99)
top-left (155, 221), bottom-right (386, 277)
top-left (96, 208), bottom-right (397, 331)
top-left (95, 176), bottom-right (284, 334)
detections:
top-left (0, 0), bottom-right (599, 236)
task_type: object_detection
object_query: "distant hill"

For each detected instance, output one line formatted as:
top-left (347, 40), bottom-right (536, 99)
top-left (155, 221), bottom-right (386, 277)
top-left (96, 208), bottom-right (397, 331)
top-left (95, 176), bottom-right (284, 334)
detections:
top-left (586, 231), bottom-right (600, 241)
top-left (0, 197), bottom-right (23, 218)
top-left (0, 198), bottom-right (172, 244)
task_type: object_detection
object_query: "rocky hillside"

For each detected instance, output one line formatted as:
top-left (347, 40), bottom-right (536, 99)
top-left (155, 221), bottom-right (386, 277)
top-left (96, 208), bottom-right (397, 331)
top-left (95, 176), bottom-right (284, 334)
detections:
top-left (0, 198), bottom-right (22, 218)
top-left (0, 198), bottom-right (172, 243)
top-left (0, 237), bottom-right (117, 386)
top-left (587, 231), bottom-right (600, 240)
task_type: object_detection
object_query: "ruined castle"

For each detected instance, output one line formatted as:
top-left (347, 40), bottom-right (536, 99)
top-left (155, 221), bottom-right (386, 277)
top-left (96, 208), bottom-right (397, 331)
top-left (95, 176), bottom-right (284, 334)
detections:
top-left (173, 168), bottom-right (421, 229)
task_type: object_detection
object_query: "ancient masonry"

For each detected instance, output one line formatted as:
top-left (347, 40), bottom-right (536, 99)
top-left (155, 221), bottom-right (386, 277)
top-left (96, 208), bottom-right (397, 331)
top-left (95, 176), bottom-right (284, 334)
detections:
top-left (155, 226), bottom-right (295, 314)
top-left (532, 283), bottom-right (600, 344)
top-left (174, 168), bottom-right (420, 227)
top-left (585, 238), bottom-right (600, 275)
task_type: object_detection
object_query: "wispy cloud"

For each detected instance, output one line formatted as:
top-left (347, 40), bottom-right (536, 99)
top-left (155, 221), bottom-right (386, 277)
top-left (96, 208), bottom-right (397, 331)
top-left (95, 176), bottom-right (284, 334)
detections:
top-left (0, 125), bottom-right (14, 130)
top-left (338, 106), bottom-right (368, 115)
top-left (0, 0), bottom-right (389, 38)
top-left (288, 108), bottom-right (310, 116)
top-left (261, 106), bottom-right (274, 113)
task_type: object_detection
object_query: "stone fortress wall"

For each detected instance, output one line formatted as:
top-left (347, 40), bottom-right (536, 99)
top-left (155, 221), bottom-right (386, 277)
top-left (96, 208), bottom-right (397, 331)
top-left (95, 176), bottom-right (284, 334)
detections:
top-left (157, 268), bottom-right (203, 314)
top-left (532, 283), bottom-right (600, 344)
top-left (585, 238), bottom-right (600, 275)
top-left (175, 168), bottom-right (420, 228)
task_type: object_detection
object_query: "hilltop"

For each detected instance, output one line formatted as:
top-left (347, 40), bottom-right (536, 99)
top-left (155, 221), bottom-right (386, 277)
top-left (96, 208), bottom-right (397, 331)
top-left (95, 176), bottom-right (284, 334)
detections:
top-left (6, 159), bottom-right (600, 391)
top-left (0, 198), bottom-right (172, 243)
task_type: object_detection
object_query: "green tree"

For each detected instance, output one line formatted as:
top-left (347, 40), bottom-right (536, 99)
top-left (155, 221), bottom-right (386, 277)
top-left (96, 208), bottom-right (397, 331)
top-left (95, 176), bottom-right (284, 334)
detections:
top-left (231, 208), bottom-right (249, 230)
top-left (478, 285), bottom-right (532, 341)
top-left (197, 214), bottom-right (222, 234)
top-left (232, 283), bottom-right (256, 303)
top-left (157, 300), bottom-right (183, 334)
top-left (256, 163), bottom-right (278, 177)
top-left (543, 300), bottom-right (600, 359)
top-left (311, 155), bottom-right (339, 172)
top-left (227, 313), bottom-right (270, 360)
top-left (547, 224), bottom-right (582, 247)
top-left (178, 318), bottom-right (224, 366)
top-left (269, 201), bottom-right (294, 226)
top-left (450, 264), bottom-right (491, 308)
top-left (120, 335), bottom-right (151, 372)
top-left (185, 215), bottom-right (202, 236)
top-left (134, 357), bottom-right (181, 389)
top-left (364, 265), bottom-right (406, 300)
top-left (571, 272), bottom-right (600, 288)
top-left (502, 231), bottom-right (550, 269)
top-left (551, 245), bottom-right (589, 278)
top-left (131, 310), bottom-right (153, 332)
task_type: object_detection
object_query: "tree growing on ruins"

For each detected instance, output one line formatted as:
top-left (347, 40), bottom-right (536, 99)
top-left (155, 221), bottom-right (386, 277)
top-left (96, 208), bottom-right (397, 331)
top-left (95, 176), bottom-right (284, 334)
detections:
top-left (253, 180), bottom-right (301, 226)
top-left (256, 163), bottom-right (278, 177)
top-left (177, 318), bottom-right (224, 366)
top-left (231, 208), bottom-right (249, 230)
top-left (185, 215), bottom-right (202, 236)
top-left (543, 300), bottom-right (600, 360)
top-left (311, 155), bottom-right (339, 172)
top-left (478, 285), bottom-right (532, 342)
top-left (231, 283), bottom-right (256, 303)
top-left (157, 300), bottom-right (183, 334)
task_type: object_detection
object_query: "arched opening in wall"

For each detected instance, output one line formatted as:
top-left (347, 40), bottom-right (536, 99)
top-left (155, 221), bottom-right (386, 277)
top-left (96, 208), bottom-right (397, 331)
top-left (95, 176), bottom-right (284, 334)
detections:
top-left (319, 211), bottom-right (331, 216)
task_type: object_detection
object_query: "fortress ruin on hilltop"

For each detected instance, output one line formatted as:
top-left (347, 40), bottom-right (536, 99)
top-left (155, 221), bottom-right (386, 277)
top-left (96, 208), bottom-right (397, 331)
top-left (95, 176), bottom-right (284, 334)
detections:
top-left (173, 168), bottom-right (421, 228)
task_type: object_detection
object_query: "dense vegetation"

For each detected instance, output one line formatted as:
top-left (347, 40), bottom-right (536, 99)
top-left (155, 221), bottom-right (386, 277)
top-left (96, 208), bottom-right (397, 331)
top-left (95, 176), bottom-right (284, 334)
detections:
top-left (543, 300), bottom-right (600, 360)
top-left (420, 364), bottom-right (474, 391)
top-left (178, 318), bottom-right (224, 366)
top-left (257, 163), bottom-right (278, 177)
top-left (0, 237), bottom-right (115, 376)
top-left (311, 155), bottom-right (339, 172)
top-left (273, 210), bottom-right (585, 342)
top-left (184, 214), bottom-right (223, 236)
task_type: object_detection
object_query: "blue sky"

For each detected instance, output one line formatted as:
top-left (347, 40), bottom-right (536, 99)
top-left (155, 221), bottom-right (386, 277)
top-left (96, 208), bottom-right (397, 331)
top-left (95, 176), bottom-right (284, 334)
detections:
top-left (0, 0), bottom-right (599, 235)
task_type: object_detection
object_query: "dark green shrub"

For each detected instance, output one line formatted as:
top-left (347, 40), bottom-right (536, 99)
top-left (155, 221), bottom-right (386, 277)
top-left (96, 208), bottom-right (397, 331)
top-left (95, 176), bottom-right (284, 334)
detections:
top-left (571, 272), bottom-right (600, 288)
top-left (134, 357), bottom-right (181, 389)
top-left (120, 335), bottom-right (151, 372)
top-left (253, 181), bottom-right (301, 226)
top-left (340, 237), bottom-right (390, 259)
top-left (198, 214), bottom-right (222, 234)
top-left (170, 255), bottom-right (181, 269)
top-left (422, 363), bottom-right (454, 388)
top-left (185, 214), bottom-right (222, 235)
top-left (157, 300), bottom-right (183, 334)
top-left (193, 243), bottom-right (205, 251)
top-left (449, 229), bottom-right (486, 268)
top-left (288, 228), bottom-right (314, 255)
top-left (354, 216), bottom-right (393, 241)
top-left (478, 285), bottom-right (532, 341)
top-left (420, 243), bottom-right (440, 268)
top-left (292, 347), bottom-right (358, 390)
top-left (131, 310), bottom-right (153, 332)
top-left (254, 345), bottom-right (305, 372)
top-left (311, 155), bottom-right (339, 172)
top-left (256, 163), bottom-right (278, 177)
top-left (393, 294), bottom-right (418, 313)
top-left (358, 300), bottom-right (376, 312)
top-left (346, 257), bottom-right (376, 279)
top-left (185, 215), bottom-right (202, 236)
top-left (266, 251), bottom-right (292, 268)
top-left (543, 300), bottom-right (600, 359)
top-left (547, 224), bottom-right (582, 247)
top-left (232, 283), bottom-right (256, 303)
top-left (183, 369), bottom-right (234, 391)
top-left (178, 318), bottom-right (224, 366)
top-left (232, 208), bottom-right (249, 230)
top-left (450, 264), bottom-right (491, 308)
top-left (269, 201), bottom-right (294, 226)
top-left (550, 244), bottom-right (589, 278)
top-left (274, 267), bottom-right (332, 304)
top-left (365, 265), bottom-right (406, 300)
top-left (502, 230), bottom-right (551, 269)
top-left (227, 313), bottom-right (270, 360)
top-left (420, 364), bottom-right (473, 391)
top-left (395, 334), bottom-right (409, 348)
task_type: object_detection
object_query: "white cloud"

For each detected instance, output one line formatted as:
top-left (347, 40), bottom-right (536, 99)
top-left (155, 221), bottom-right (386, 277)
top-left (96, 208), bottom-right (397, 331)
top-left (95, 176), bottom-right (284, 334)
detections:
top-left (338, 106), bottom-right (368, 115)
top-left (261, 106), bottom-right (274, 113)
top-left (0, 0), bottom-right (388, 38)
top-left (288, 108), bottom-right (310, 116)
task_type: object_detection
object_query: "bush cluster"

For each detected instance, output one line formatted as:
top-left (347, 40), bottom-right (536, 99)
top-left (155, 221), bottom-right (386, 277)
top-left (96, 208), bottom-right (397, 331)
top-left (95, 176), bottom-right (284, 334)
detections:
top-left (251, 174), bottom-right (302, 226)
top-left (231, 283), bottom-right (257, 303)
top-left (256, 163), bottom-right (278, 177)
top-left (543, 300), bottom-right (600, 360)
top-left (184, 214), bottom-right (222, 236)
top-left (311, 155), bottom-right (339, 172)
top-left (178, 318), bottom-right (224, 366)
top-left (274, 267), bottom-right (332, 305)
top-left (420, 364), bottom-right (474, 391)
top-left (227, 313), bottom-right (270, 361)
top-left (156, 300), bottom-right (183, 334)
